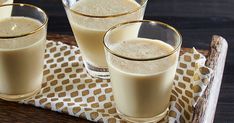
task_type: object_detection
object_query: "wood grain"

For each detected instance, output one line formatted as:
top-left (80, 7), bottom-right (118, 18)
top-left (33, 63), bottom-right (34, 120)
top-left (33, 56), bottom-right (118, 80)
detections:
top-left (192, 35), bottom-right (228, 123)
top-left (202, 36), bottom-right (228, 123)
top-left (0, 99), bottom-right (92, 123)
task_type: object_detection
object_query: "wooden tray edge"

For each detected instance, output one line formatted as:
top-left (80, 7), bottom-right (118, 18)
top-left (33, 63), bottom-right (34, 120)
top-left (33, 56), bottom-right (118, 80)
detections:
top-left (192, 35), bottom-right (228, 123)
top-left (48, 33), bottom-right (226, 123)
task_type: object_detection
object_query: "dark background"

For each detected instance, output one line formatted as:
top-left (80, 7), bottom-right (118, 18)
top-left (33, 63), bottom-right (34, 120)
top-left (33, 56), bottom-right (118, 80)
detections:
top-left (3, 0), bottom-right (234, 122)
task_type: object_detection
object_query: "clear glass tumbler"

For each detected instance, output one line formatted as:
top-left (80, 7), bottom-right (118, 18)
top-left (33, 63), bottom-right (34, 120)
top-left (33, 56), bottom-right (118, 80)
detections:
top-left (62, 0), bottom-right (148, 79)
top-left (104, 20), bottom-right (182, 122)
top-left (0, 0), bottom-right (14, 18)
top-left (0, 3), bottom-right (48, 101)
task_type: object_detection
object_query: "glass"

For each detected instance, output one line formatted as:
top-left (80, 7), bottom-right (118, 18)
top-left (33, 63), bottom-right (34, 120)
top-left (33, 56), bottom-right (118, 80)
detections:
top-left (0, 3), bottom-right (48, 101)
top-left (0, 0), bottom-right (14, 18)
top-left (62, 0), bottom-right (148, 79)
top-left (104, 20), bottom-right (182, 122)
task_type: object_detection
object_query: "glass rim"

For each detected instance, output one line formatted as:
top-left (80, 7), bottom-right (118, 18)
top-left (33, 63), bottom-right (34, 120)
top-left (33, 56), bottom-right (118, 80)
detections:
top-left (103, 20), bottom-right (182, 61)
top-left (0, 3), bottom-right (48, 39)
top-left (62, 0), bottom-right (148, 18)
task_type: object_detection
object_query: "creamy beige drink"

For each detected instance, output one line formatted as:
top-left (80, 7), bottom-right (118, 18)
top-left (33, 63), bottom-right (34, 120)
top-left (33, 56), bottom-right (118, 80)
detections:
top-left (65, 0), bottom-right (146, 78)
top-left (0, 0), bottom-right (13, 18)
top-left (0, 17), bottom-right (46, 101)
top-left (107, 38), bottom-right (178, 119)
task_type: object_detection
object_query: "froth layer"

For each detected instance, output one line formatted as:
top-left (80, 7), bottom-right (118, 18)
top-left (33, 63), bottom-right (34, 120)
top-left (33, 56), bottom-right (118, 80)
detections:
top-left (72, 0), bottom-right (140, 16)
top-left (109, 38), bottom-right (177, 74)
top-left (0, 17), bottom-right (45, 49)
top-left (70, 0), bottom-right (141, 30)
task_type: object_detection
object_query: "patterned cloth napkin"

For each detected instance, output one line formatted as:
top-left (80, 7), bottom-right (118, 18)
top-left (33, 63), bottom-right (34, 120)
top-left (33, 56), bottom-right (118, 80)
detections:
top-left (20, 41), bottom-right (212, 123)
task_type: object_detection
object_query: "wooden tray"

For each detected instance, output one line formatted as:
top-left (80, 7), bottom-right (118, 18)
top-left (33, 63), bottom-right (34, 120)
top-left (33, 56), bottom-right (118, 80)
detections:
top-left (0, 34), bottom-right (228, 123)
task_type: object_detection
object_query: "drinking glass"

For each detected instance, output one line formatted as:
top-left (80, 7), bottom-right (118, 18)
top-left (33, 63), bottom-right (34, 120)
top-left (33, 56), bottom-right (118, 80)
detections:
top-left (104, 20), bottom-right (182, 122)
top-left (0, 3), bottom-right (48, 101)
top-left (62, 0), bottom-right (148, 79)
top-left (0, 0), bottom-right (14, 18)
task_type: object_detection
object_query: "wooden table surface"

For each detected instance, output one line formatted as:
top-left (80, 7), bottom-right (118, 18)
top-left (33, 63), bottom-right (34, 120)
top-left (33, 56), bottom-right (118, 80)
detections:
top-left (1, 0), bottom-right (233, 122)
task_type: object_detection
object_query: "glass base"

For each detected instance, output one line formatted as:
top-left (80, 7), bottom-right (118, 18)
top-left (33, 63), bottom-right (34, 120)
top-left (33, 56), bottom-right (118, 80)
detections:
top-left (0, 87), bottom-right (41, 102)
top-left (83, 61), bottom-right (110, 79)
top-left (118, 108), bottom-right (169, 123)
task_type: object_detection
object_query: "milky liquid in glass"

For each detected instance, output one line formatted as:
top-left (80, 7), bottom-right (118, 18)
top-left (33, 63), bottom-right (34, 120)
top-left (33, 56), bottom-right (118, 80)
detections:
top-left (0, 0), bottom-right (13, 18)
top-left (107, 38), bottom-right (178, 120)
top-left (67, 0), bottom-right (144, 72)
top-left (0, 17), bottom-right (46, 101)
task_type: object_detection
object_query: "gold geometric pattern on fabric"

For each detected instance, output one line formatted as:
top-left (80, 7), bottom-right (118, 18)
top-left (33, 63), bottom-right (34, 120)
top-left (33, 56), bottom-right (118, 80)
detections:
top-left (21, 41), bottom-right (212, 123)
